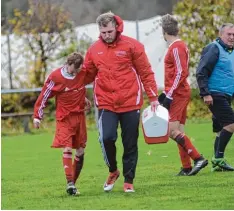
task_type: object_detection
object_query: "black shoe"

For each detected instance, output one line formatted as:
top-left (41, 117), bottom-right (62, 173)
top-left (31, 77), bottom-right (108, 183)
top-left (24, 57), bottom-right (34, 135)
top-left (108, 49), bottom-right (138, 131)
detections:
top-left (211, 158), bottom-right (234, 172)
top-left (66, 182), bottom-right (80, 196)
top-left (188, 157), bottom-right (208, 176)
top-left (176, 167), bottom-right (192, 176)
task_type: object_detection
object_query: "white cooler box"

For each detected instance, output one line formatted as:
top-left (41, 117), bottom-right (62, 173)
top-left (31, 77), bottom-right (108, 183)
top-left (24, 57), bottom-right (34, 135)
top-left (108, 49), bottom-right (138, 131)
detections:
top-left (141, 105), bottom-right (169, 144)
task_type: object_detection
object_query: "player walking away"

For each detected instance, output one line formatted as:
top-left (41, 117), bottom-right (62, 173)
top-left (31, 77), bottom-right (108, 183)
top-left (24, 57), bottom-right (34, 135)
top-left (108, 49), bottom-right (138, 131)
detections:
top-left (159, 14), bottom-right (208, 176)
top-left (83, 12), bottom-right (159, 192)
top-left (33, 52), bottom-right (91, 195)
top-left (196, 23), bottom-right (234, 172)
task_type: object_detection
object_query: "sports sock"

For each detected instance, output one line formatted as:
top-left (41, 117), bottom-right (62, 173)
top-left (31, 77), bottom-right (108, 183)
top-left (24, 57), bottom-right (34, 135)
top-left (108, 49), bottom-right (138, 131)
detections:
top-left (73, 154), bottom-right (84, 184)
top-left (177, 144), bottom-right (192, 168)
top-left (215, 129), bottom-right (233, 158)
top-left (63, 151), bottom-right (73, 183)
top-left (214, 135), bottom-right (219, 156)
top-left (174, 133), bottom-right (201, 161)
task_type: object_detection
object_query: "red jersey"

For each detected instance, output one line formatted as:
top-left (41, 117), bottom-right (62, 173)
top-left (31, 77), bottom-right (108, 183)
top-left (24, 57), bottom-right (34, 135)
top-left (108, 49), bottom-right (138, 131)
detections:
top-left (34, 66), bottom-right (87, 121)
top-left (164, 39), bottom-right (190, 98)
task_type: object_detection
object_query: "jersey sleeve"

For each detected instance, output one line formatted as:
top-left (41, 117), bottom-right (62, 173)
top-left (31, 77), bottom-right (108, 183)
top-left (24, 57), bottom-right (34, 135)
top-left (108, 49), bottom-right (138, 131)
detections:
top-left (166, 45), bottom-right (189, 99)
top-left (33, 74), bottom-right (62, 120)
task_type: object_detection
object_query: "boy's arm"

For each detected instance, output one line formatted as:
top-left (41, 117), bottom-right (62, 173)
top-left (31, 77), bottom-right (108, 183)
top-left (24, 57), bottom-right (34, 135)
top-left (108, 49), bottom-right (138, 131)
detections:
top-left (166, 46), bottom-right (189, 99)
top-left (160, 46), bottom-right (189, 110)
top-left (33, 75), bottom-right (60, 128)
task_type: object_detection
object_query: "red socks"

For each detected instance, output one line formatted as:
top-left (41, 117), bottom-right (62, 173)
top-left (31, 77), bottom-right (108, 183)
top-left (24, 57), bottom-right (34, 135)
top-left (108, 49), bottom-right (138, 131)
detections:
top-left (63, 151), bottom-right (84, 184)
top-left (63, 151), bottom-right (73, 182)
top-left (177, 144), bottom-right (192, 169)
top-left (73, 155), bottom-right (84, 184)
top-left (175, 133), bottom-right (201, 167)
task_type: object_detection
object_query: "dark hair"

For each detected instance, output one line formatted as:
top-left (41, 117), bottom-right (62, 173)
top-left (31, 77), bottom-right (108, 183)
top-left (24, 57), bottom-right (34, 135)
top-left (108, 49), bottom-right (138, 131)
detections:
top-left (66, 52), bottom-right (83, 69)
top-left (161, 14), bottom-right (179, 36)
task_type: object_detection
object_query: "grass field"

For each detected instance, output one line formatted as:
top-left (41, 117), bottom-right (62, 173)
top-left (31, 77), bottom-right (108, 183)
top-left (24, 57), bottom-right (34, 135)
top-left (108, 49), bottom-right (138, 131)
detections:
top-left (1, 121), bottom-right (234, 210)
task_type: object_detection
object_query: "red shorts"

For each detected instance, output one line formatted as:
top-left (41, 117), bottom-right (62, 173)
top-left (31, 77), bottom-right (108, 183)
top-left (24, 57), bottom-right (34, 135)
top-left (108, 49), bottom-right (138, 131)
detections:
top-left (52, 113), bottom-right (87, 149)
top-left (169, 96), bottom-right (190, 124)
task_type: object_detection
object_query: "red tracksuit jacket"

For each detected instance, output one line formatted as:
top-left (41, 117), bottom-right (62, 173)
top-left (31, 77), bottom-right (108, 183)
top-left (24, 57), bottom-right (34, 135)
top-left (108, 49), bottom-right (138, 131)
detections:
top-left (83, 15), bottom-right (158, 113)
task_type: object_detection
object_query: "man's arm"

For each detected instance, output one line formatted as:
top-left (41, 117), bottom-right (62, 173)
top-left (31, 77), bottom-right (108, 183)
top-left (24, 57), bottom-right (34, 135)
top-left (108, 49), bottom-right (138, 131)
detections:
top-left (132, 42), bottom-right (158, 102)
top-left (83, 49), bottom-right (98, 85)
top-left (196, 44), bottom-right (219, 97)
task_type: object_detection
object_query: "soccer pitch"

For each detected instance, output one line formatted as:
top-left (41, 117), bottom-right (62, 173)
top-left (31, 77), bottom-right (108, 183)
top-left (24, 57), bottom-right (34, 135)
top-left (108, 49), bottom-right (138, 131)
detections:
top-left (1, 122), bottom-right (234, 210)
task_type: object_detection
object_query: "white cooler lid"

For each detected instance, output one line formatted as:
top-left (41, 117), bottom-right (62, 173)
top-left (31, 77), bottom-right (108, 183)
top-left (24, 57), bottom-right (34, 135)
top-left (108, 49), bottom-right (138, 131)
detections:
top-left (142, 105), bottom-right (169, 137)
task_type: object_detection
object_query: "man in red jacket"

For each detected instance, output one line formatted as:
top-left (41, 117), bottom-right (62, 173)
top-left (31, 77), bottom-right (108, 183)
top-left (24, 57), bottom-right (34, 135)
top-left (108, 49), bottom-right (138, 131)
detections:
top-left (33, 52), bottom-right (91, 196)
top-left (83, 12), bottom-right (159, 193)
top-left (158, 14), bottom-right (208, 176)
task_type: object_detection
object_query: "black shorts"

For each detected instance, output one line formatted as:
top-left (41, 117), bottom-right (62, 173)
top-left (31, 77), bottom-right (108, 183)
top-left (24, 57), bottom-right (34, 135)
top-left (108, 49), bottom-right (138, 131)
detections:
top-left (209, 93), bottom-right (234, 132)
top-left (212, 115), bottom-right (222, 133)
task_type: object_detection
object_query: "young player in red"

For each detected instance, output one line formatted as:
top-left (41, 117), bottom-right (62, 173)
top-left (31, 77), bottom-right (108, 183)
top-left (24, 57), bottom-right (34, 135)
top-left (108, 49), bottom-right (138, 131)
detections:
top-left (159, 14), bottom-right (208, 176)
top-left (33, 52), bottom-right (91, 195)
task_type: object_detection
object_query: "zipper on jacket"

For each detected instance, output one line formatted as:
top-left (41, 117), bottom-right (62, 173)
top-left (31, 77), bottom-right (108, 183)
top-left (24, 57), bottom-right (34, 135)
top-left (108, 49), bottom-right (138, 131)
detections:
top-left (106, 46), bottom-right (114, 95)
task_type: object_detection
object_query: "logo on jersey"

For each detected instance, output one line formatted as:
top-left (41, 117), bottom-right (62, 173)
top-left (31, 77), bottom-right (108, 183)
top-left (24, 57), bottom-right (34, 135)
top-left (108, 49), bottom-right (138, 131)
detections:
top-left (64, 86), bottom-right (84, 92)
top-left (115, 50), bottom-right (127, 57)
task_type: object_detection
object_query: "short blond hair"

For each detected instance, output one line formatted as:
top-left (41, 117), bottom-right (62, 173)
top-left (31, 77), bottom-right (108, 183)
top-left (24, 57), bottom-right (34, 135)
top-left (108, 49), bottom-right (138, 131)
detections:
top-left (66, 52), bottom-right (83, 69)
top-left (96, 12), bottom-right (117, 27)
top-left (161, 14), bottom-right (179, 36)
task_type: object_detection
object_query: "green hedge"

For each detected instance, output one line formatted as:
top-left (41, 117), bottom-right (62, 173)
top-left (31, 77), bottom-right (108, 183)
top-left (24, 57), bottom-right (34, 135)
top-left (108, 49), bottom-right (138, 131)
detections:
top-left (2, 89), bottom-right (233, 135)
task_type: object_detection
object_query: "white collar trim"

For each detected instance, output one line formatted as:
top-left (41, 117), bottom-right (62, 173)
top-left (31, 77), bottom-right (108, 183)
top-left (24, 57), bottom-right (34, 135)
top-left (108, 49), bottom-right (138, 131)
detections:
top-left (61, 66), bottom-right (76, 80)
top-left (168, 39), bottom-right (181, 47)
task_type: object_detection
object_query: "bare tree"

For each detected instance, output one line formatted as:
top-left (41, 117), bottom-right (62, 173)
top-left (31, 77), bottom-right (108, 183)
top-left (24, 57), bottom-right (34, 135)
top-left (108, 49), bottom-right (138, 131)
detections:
top-left (8, 0), bottom-right (76, 87)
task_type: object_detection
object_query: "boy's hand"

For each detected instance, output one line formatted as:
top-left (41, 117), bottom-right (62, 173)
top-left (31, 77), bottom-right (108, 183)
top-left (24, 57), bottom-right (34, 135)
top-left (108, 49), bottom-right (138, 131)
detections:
top-left (33, 118), bottom-right (41, 129)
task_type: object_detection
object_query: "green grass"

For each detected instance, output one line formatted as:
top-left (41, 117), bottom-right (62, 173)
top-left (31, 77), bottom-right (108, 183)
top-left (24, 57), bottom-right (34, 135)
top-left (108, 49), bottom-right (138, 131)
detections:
top-left (1, 122), bottom-right (234, 210)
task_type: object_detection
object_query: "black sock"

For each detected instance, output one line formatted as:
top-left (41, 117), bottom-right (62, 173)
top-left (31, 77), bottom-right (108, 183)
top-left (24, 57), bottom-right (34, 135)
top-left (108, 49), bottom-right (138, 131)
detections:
top-left (214, 136), bottom-right (219, 156)
top-left (215, 129), bottom-right (233, 158)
